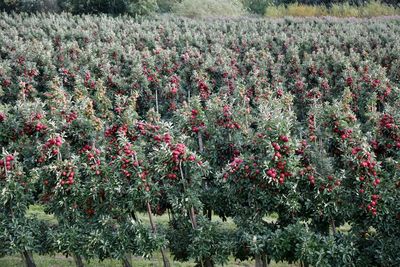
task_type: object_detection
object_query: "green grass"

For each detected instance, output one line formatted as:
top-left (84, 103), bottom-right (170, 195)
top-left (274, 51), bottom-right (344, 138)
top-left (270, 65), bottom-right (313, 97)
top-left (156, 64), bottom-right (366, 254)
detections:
top-left (27, 205), bottom-right (58, 224)
top-left (26, 205), bottom-right (243, 228)
top-left (338, 222), bottom-right (351, 233)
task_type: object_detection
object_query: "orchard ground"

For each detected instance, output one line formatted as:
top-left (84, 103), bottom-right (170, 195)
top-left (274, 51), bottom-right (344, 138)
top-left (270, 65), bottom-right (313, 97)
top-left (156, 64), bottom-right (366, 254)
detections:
top-left (0, 206), bottom-right (351, 266)
top-left (0, 253), bottom-right (293, 267)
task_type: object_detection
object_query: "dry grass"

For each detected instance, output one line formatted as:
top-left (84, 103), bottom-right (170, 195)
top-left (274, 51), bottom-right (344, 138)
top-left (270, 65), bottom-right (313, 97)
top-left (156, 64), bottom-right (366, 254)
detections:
top-left (286, 3), bottom-right (328, 17)
top-left (265, 1), bottom-right (400, 18)
top-left (330, 3), bottom-right (360, 17)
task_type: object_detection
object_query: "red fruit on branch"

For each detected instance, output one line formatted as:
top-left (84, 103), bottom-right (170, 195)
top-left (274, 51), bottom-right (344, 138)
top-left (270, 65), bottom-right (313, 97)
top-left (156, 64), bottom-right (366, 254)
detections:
top-left (167, 173), bottom-right (177, 180)
top-left (191, 109), bottom-right (198, 118)
top-left (371, 194), bottom-right (379, 201)
top-left (373, 178), bottom-right (381, 187)
top-left (2, 79), bottom-right (11, 87)
top-left (352, 147), bottom-right (362, 155)
top-left (35, 123), bottom-right (46, 132)
top-left (187, 155), bottom-right (196, 161)
top-left (267, 168), bottom-right (277, 178)
top-left (163, 133), bottom-right (172, 144)
top-left (140, 171), bottom-right (148, 181)
top-left (153, 135), bottom-right (162, 142)
top-left (55, 136), bottom-right (63, 147)
top-left (171, 143), bottom-right (187, 162)
top-left (277, 88), bottom-right (283, 97)
top-left (396, 142), bottom-right (400, 149)
top-left (192, 126), bottom-right (200, 133)
top-left (0, 112), bottom-right (5, 122)
top-left (360, 161), bottom-right (369, 168)
top-left (280, 135), bottom-right (289, 142)
top-left (272, 143), bottom-right (281, 151)
top-left (371, 79), bottom-right (381, 88)
top-left (346, 77), bottom-right (353, 86)
top-left (308, 175), bottom-right (315, 186)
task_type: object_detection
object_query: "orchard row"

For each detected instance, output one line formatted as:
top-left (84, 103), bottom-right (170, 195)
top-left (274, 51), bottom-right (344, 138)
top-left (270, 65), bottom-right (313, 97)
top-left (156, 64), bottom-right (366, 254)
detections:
top-left (0, 13), bottom-right (400, 267)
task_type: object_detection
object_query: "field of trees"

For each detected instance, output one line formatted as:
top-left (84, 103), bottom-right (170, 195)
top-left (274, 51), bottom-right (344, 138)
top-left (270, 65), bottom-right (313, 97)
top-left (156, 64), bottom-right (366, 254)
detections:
top-left (0, 6), bottom-right (400, 267)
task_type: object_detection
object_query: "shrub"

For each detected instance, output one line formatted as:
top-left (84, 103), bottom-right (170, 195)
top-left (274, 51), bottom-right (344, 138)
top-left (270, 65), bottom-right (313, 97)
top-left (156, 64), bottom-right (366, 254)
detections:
top-left (157, 0), bottom-right (180, 13)
top-left (128, 0), bottom-right (158, 15)
top-left (172, 0), bottom-right (246, 18)
top-left (241, 0), bottom-right (273, 14)
top-left (0, 0), bottom-right (60, 12)
top-left (62, 0), bottom-right (158, 15)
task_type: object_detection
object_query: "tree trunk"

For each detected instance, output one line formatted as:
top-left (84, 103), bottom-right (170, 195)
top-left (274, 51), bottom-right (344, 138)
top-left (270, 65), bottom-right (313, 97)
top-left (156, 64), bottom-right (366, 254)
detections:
top-left (331, 219), bottom-right (337, 235)
top-left (255, 254), bottom-right (262, 267)
top-left (189, 206), bottom-right (198, 229)
top-left (179, 160), bottom-right (214, 267)
top-left (155, 88), bottom-right (159, 114)
top-left (195, 258), bottom-right (214, 267)
top-left (130, 211), bottom-right (137, 221)
top-left (73, 254), bottom-right (84, 267)
top-left (199, 129), bottom-right (212, 222)
top-left (262, 255), bottom-right (268, 267)
top-left (160, 249), bottom-right (171, 267)
top-left (207, 208), bottom-right (212, 220)
top-left (146, 202), bottom-right (171, 267)
top-left (22, 250), bottom-right (36, 267)
top-left (121, 255), bottom-right (132, 267)
top-left (203, 207), bottom-right (212, 220)
top-left (254, 254), bottom-right (268, 267)
top-left (197, 132), bottom-right (204, 153)
top-left (204, 257), bottom-right (214, 267)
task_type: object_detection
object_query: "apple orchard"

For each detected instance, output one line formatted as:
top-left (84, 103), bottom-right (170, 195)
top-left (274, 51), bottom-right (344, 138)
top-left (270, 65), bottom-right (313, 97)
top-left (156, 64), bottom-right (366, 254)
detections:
top-left (0, 13), bottom-right (400, 267)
